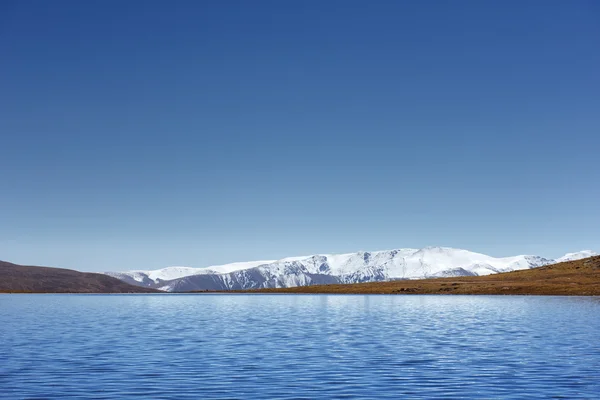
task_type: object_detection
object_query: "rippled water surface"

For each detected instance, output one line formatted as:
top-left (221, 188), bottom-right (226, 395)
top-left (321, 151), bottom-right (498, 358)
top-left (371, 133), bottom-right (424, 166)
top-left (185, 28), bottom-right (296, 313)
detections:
top-left (1, 295), bottom-right (599, 399)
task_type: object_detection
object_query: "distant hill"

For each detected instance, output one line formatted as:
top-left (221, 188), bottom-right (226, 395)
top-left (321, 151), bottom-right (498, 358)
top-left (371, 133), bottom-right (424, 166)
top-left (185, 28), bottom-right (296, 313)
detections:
top-left (245, 256), bottom-right (600, 296)
top-left (0, 261), bottom-right (159, 293)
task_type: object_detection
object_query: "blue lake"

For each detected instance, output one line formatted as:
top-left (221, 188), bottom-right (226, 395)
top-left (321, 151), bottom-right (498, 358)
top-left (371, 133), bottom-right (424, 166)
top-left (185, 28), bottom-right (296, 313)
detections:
top-left (1, 294), bottom-right (599, 399)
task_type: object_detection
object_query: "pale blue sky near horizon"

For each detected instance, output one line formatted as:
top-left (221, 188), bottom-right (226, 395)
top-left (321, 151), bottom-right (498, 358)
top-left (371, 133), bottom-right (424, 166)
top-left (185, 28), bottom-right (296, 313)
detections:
top-left (1, 0), bottom-right (599, 272)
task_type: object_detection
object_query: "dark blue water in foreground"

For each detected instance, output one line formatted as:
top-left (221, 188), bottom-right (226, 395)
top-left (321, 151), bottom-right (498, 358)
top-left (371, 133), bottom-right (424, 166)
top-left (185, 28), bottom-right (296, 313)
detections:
top-left (1, 295), bottom-right (599, 399)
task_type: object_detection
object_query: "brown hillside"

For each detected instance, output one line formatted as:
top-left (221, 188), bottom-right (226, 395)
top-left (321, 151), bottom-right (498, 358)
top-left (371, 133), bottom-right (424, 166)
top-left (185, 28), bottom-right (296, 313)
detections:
top-left (0, 261), bottom-right (159, 293)
top-left (244, 256), bottom-right (600, 295)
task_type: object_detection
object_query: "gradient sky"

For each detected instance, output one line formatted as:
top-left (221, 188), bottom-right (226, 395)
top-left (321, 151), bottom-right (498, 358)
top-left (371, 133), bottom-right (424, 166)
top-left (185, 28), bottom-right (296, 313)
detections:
top-left (1, 0), bottom-right (599, 272)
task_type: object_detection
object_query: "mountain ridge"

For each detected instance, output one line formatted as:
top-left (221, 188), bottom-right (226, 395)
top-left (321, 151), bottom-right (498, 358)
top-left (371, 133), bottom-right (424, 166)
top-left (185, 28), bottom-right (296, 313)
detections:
top-left (247, 255), bottom-right (600, 296)
top-left (106, 247), bottom-right (597, 292)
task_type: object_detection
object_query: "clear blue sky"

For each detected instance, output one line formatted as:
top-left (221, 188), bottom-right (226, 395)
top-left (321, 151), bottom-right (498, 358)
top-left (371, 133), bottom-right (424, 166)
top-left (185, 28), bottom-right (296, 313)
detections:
top-left (1, 0), bottom-right (599, 271)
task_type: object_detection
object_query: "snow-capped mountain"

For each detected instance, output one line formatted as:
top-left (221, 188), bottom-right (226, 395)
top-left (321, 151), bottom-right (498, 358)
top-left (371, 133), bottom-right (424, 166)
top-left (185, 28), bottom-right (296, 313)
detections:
top-left (105, 247), bottom-right (598, 292)
top-left (555, 250), bottom-right (598, 263)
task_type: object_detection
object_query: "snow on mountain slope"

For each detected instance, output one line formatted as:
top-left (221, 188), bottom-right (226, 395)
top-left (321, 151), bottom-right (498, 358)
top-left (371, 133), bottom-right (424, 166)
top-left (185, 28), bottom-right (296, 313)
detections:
top-left (555, 250), bottom-right (598, 263)
top-left (105, 247), bottom-right (596, 292)
top-left (105, 260), bottom-right (276, 285)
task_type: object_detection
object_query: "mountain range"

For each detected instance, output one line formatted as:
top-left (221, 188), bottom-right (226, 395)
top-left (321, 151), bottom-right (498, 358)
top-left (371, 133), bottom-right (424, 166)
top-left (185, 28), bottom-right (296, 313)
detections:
top-left (105, 247), bottom-right (597, 292)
